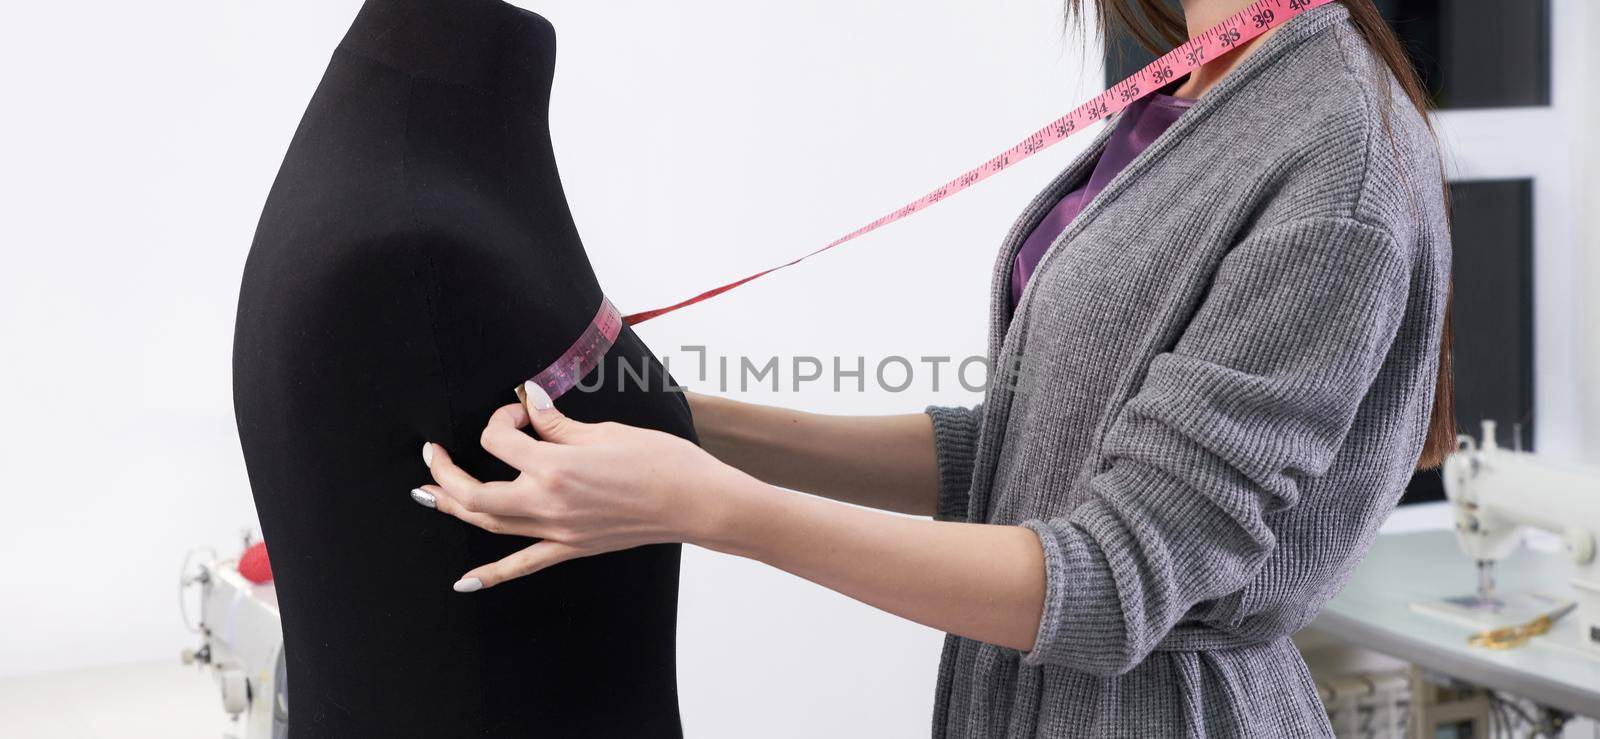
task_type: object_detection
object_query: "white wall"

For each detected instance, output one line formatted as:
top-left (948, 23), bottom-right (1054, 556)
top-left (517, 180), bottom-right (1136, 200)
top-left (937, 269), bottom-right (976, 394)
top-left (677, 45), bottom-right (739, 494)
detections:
top-left (0, 2), bottom-right (1103, 736)
top-left (1582, 2), bottom-right (1600, 461)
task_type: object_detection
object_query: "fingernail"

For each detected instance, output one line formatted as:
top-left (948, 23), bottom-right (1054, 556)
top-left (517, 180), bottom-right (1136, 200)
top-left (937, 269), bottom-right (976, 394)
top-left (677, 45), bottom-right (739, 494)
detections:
top-left (422, 442), bottom-right (435, 466)
top-left (453, 577), bottom-right (483, 593)
top-left (410, 488), bottom-right (436, 509)
top-left (523, 380), bottom-right (552, 411)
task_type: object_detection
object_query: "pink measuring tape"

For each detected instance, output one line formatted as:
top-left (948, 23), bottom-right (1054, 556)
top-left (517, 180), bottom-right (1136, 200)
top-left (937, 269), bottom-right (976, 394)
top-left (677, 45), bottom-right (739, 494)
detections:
top-left (531, 0), bottom-right (1335, 398)
top-left (524, 297), bottom-right (625, 400)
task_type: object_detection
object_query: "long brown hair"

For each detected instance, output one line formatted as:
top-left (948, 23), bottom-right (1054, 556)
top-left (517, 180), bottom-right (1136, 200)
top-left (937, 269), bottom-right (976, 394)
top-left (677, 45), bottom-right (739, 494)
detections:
top-left (1069, 0), bottom-right (1456, 470)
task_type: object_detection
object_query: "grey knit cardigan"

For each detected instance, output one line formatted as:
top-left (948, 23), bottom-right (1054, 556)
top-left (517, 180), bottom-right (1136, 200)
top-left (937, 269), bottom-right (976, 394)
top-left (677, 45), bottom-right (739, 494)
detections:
top-left (924, 5), bottom-right (1450, 737)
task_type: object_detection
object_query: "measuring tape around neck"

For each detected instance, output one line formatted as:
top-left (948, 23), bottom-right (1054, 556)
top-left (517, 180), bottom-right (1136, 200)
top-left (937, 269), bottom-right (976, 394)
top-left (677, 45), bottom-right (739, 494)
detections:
top-left (533, 0), bottom-right (1335, 397)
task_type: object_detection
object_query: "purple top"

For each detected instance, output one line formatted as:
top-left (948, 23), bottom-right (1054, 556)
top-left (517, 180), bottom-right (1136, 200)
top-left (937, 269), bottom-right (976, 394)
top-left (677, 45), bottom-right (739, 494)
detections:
top-left (1010, 90), bottom-right (1195, 309)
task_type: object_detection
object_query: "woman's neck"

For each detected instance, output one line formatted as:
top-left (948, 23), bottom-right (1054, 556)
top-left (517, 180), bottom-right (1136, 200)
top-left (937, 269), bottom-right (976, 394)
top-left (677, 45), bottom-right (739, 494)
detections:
top-left (1170, 0), bottom-right (1286, 99)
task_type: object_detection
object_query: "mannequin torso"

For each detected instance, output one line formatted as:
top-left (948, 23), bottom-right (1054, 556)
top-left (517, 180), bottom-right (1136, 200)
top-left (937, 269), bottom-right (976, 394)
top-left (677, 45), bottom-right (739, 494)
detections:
top-left (233, 1), bottom-right (691, 735)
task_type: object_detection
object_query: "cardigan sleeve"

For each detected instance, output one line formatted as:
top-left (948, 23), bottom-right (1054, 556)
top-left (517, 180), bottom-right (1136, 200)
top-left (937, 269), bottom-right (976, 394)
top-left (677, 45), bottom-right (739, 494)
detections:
top-left (926, 404), bottom-right (983, 521)
top-left (1019, 217), bottom-right (1413, 675)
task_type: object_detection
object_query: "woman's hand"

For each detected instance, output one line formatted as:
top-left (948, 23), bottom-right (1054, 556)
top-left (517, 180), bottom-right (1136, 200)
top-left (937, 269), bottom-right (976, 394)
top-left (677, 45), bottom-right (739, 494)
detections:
top-left (409, 383), bottom-right (1044, 653)
top-left (413, 381), bottom-right (747, 592)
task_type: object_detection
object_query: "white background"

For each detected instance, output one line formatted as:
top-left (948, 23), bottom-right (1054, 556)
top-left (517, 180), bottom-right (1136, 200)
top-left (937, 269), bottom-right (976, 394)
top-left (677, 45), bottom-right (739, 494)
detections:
top-left (0, 1), bottom-right (1595, 737)
top-left (0, 1), bottom-right (1110, 737)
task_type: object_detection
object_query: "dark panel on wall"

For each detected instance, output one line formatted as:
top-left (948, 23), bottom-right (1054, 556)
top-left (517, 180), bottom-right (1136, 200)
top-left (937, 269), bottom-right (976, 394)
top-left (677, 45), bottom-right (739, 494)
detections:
top-left (1104, 0), bottom-right (1550, 109)
top-left (1376, 0), bottom-right (1549, 108)
top-left (1401, 179), bottom-right (1535, 505)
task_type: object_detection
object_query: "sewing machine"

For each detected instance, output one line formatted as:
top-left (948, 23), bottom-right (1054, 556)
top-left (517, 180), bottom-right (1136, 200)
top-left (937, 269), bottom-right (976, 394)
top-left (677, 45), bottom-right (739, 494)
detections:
top-left (1441, 420), bottom-right (1600, 651)
top-left (179, 542), bottom-right (288, 739)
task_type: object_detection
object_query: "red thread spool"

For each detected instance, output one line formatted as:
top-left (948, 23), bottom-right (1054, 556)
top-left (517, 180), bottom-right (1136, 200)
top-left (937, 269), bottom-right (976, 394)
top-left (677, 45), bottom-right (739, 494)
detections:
top-left (239, 540), bottom-right (274, 584)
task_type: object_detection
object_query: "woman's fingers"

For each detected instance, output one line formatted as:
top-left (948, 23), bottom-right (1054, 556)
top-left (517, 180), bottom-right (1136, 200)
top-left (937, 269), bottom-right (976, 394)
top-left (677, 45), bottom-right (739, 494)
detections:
top-left (413, 484), bottom-right (546, 538)
top-left (421, 442), bottom-right (520, 516)
top-left (519, 381), bottom-right (593, 444)
top-left (493, 398), bottom-right (532, 429)
top-left (411, 383), bottom-right (648, 592)
top-left (454, 540), bottom-right (586, 592)
top-left (480, 403), bottom-right (558, 470)
top-left (423, 441), bottom-right (477, 490)
top-left (411, 477), bottom-right (590, 589)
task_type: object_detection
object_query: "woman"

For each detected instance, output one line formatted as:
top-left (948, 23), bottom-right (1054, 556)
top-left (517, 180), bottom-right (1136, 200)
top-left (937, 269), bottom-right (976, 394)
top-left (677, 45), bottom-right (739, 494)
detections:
top-left (411, 0), bottom-right (1453, 735)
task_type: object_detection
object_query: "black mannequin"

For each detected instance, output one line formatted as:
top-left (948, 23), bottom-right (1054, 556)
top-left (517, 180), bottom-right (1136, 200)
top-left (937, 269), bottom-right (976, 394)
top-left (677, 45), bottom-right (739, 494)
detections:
top-left (233, 0), bottom-right (692, 735)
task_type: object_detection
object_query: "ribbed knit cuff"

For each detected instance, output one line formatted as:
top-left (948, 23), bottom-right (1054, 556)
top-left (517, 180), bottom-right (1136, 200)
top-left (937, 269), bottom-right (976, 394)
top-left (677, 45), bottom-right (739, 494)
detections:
top-left (1019, 467), bottom-right (1163, 675)
top-left (926, 405), bottom-right (981, 522)
top-left (1019, 513), bottom-right (1125, 672)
